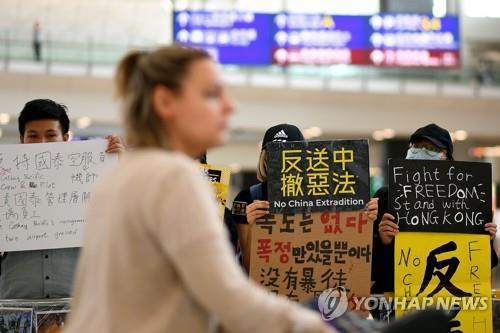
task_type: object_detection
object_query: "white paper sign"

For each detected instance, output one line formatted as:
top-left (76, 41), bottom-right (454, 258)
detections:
top-left (0, 140), bottom-right (117, 251)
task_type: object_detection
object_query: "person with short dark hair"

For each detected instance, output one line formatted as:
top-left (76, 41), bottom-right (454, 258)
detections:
top-left (371, 123), bottom-right (498, 294)
top-left (18, 99), bottom-right (70, 143)
top-left (0, 98), bottom-right (124, 300)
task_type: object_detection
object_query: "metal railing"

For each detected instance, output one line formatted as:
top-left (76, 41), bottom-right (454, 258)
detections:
top-left (1, 30), bottom-right (500, 87)
top-left (0, 296), bottom-right (499, 332)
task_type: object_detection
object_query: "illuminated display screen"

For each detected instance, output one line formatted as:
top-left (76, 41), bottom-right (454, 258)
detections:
top-left (173, 11), bottom-right (460, 68)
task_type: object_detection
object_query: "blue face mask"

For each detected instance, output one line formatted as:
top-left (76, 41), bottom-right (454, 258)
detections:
top-left (406, 147), bottom-right (442, 160)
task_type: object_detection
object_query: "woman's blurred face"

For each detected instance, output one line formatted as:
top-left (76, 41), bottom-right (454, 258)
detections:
top-left (165, 59), bottom-right (234, 157)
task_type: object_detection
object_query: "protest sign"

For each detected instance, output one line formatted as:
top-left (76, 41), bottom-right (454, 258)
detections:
top-left (267, 140), bottom-right (370, 214)
top-left (0, 140), bottom-right (117, 251)
top-left (395, 232), bottom-right (492, 333)
top-left (249, 211), bottom-right (372, 302)
top-left (200, 163), bottom-right (230, 219)
top-left (388, 159), bottom-right (492, 234)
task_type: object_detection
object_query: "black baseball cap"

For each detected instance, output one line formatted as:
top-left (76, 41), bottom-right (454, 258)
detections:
top-left (261, 124), bottom-right (304, 150)
top-left (409, 123), bottom-right (454, 160)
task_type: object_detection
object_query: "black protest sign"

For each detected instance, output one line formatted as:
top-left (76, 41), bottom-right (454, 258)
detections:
top-left (267, 140), bottom-right (370, 214)
top-left (388, 159), bottom-right (492, 234)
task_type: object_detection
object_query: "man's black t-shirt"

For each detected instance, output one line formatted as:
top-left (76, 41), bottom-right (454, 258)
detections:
top-left (223, 207), bottom-right (239, 253)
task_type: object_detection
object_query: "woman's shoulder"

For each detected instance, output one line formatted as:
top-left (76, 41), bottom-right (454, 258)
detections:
top-left (116, 150), bottom-right (203, 189)
top-left (125, 149), bottom-right (196, 172)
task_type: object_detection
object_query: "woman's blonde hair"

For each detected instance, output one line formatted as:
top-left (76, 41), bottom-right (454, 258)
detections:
top-left (256, 149), bottom-right (268, 182)
top-left (115, 46), bottom-right (211, 148)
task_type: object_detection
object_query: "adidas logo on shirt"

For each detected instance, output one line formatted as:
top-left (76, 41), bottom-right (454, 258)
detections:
top-left (274, 130), bottom-right (288, 139)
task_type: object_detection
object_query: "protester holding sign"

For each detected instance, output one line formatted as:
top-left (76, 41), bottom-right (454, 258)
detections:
top-left (0, 99), bottom-right (124, 300)
top-left (231, 124), bottom-right (305, 269)
top-left (371, 123), bottom-right (498, 294)
top-left (65, 47), bottom-right (334, 333)
top-left (232, 124), bottom-right (379, 271)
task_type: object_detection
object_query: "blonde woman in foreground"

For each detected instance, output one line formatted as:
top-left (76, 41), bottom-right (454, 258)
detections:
top-left (64, 46), bottom-right (335, 333)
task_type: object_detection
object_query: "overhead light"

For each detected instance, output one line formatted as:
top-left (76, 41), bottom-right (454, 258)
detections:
top-left (76, 117), bottom-right (92, 129)
top-left (372, 130), bottom-right (385, 141)
top-left (309, 126), bottom-right (323, 137)
top-left (161, 0), bottom-right (173, 11)
top-left (453, 130), bottom-right (468, 141)
top-left (372, 128), bottom-right (396, 141)
top-left (0, 113), bottom-right (10, 125)
top-left (433, 0), bottom-right (447, 18)
top-left (469, 146), bottom-right (500, 158)
top-left (174, 0), bottom-right (189, 11)
top-left (229, 163), bottom-right (242, 173)
top-left (382, 128), bottom-right (396, 139)
top-left (302, 126), bottom-right (323, 139)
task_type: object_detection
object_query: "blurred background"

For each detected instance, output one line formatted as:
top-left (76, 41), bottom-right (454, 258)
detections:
top-left (0, 0), bottom-right (499, 252)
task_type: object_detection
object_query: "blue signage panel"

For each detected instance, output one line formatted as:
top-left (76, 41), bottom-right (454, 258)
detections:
top-left (367, 14), bottom-right (459, 50)
top-left (272, 13), bottom-right (368, 49)
top-left (173, 11), bottom-right (273, 65)
top-left (173, 11), bottom-right (460, 67)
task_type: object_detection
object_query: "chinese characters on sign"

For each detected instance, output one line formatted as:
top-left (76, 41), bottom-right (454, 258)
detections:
top-left (267, 140), bottom-right (369, 214)
top-left (249, 211), bottom-right (372, 302)
top-left (0, 140), bottom-right (117, 251)
top-left (391, 160), bottom-right (493, 332)
top-left (200, 163), bottom-right (231, 219)
top-left (388, 160), bottom-right (492, 234)
top-left (395, 233), bottom-right (492, 333)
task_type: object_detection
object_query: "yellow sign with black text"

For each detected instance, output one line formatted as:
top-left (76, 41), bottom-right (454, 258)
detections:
top-left (395, 232), bottom-right (492, 333)
top-left (199, 164), bottom-right (230, 219)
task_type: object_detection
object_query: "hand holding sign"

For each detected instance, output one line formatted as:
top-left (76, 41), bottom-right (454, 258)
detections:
top-left (364, 198), bottom-right (379, 224)
top-left (378, 213), bottom-right (399, 245)
top-left (485, 222), bottom-right (497, 240)
top-left (104, 135), bottom-right (125, 154)
top-left (246, 200), bottom-right (270, 225)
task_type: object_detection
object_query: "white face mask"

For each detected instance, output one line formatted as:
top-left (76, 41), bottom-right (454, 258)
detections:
top-left (406, 147), bottom-right (442, 160)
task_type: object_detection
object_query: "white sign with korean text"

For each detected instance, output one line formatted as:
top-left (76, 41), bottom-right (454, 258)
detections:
top-left (0, 140), bottom-right (117, 251)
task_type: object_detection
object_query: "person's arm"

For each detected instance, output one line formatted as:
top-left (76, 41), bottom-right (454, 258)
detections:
top-left (372, 187), bottom-right (399, 246)
top-left (146, 159), bottom-right (334, 333)
top-left (239, 200), bottom-right (269, 271)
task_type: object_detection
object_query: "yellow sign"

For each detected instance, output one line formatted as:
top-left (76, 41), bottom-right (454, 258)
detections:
top-left (395, 232), bottom-right (492, 333)
top-left (199, 164), bottom-right (230, 219)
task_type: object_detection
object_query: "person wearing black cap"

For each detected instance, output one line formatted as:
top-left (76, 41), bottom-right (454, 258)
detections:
top-left (371, 123), bottom-right (498, 295)
top-left (231, 124), bottom-right (305, 270)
